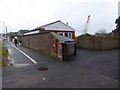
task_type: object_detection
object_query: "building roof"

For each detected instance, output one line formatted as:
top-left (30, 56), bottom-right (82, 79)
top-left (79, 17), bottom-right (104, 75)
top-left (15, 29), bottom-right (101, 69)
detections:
top-left (51, 32), bottom-right (74, 43)
top-left (24, 30), bottom-right (40, 35)
top-left (35, 20), bottom-right (75, 31)
top-left (18, 30), bottom-right (29, 35)
top-left (23, 28), bottom-right (44, 35)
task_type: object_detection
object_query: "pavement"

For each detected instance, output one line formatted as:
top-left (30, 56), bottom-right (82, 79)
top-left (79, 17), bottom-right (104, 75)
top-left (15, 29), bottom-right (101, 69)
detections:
top-left (2, 40), bottom-right (119, 88)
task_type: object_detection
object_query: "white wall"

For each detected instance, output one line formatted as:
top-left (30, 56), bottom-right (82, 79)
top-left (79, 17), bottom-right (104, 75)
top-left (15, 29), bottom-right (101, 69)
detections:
top-left (118, 1), bottom-right (120, 17)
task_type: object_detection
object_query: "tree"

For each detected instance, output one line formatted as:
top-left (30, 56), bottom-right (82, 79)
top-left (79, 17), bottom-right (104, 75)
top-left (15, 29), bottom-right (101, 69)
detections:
top-left (115, 16), bottom-right (120, 29)
top-left (97, 29), bottom-right (107, 34)
top-left (114, 17), bottom-right (120, 35)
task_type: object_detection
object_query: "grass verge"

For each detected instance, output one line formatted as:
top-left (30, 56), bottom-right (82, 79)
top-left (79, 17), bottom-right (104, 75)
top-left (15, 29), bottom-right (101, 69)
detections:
top-left (22, 45), bottom-right (57, 61)
top-left (0, 43), bottom-right (8, 66)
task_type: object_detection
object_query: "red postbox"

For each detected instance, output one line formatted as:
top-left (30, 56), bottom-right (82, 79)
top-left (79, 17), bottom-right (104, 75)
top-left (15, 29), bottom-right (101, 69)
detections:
top-left (52, 40), bottom-right (57, 53)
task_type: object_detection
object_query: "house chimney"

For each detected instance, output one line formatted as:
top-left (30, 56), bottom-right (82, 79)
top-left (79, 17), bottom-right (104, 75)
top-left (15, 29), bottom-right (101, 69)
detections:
top-left (66, 22), bottom-right (68, 26)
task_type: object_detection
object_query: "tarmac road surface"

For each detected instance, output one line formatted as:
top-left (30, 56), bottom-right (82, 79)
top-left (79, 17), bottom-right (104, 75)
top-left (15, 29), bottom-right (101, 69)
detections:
top-left (2, 40), bottom-right (119, 88)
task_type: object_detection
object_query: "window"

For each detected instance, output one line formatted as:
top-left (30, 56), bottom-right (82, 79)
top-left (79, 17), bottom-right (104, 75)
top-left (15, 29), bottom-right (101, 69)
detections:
top-left (65, 33), bottom-right (67, 37)
top-left (68, 33), bottom-right (72, 38)
top-left (59, 33), bottom-right (63, 36)
top-left (58, 32), bottom-right (65, 36)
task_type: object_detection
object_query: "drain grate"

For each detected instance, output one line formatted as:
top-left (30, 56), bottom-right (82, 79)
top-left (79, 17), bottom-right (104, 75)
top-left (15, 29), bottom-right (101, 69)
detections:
top-left (37, 67), bottom-right (48, 71)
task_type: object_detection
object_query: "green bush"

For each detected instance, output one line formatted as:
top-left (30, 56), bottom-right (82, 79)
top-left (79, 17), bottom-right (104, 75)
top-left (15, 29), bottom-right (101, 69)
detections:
top-left (22, 45), bottom-right (57, 60)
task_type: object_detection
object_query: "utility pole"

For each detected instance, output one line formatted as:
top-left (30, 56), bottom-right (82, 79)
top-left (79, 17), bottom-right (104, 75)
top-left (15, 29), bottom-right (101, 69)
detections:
top-left (6, 26), bottom-right (7, 34)
top-left (6, 26), bottom-right (8, 39)
top-left (3, 21), bottom-right (5, 34)
top-left (0, 21), bottom-right (4, 33)
top-left (0, 21), bottom-right (5, 39)
top-left (0, 20), bottom-right (8, 39)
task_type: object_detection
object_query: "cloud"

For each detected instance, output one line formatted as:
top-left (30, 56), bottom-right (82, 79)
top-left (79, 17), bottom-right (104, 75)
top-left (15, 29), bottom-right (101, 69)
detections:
top-left (52, 1), bottom-right (118, 35)
top-left (0, 0), bottom-right (119, 35)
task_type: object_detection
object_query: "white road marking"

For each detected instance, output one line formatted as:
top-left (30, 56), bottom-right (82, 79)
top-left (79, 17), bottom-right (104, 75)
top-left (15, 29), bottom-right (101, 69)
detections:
top-left (9, 42), bottom-right (37, 64)
top-left (15, 64), bottom-right (29, 67)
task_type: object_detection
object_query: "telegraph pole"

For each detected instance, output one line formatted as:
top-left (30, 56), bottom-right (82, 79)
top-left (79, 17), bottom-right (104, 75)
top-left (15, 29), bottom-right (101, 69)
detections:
top-left (0, 21), bottom-right (4, 33)
top-left (3, 21), bottom-right (4, 34)
top-left (6, 26), bottom-right (8, 39)
top-left (6, 26), bottom-right (7, 34)
top-left (0, 21), bottom-right (8, 39)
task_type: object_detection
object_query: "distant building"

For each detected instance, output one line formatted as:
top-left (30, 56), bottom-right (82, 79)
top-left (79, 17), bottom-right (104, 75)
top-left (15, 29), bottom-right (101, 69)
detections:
top-left (118, 1), bottom-right (120, 17)
top-left (95, 33), bottom-right (110, 37)
top-left (18, 30), bottom-right (29, 36)
top-left (24, 20), bottom-right (75, 39)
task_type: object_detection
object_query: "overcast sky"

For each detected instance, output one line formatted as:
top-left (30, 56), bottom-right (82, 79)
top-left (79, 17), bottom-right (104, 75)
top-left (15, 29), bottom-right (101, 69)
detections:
top-left (0, 0), bottom-right (119, 36)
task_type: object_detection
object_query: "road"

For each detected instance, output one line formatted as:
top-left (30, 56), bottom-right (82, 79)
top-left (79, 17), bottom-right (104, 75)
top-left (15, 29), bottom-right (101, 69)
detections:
top-left (2, 40), bottom-right (119, 88)
top-left (69, 48), bottom-right (119, 80)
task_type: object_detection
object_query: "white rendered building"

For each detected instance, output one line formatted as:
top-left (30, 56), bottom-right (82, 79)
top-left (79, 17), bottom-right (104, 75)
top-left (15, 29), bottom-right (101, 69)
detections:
top-left (118, 1), bottom-right (120, 17)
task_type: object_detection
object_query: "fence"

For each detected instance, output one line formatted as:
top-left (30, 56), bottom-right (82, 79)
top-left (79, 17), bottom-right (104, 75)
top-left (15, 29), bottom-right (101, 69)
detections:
top-left (76, 35), bottom-right (120, 50)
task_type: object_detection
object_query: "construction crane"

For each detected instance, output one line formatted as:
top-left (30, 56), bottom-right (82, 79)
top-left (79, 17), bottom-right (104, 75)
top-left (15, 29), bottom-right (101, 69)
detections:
top-left (84, 15), bottom-right (90, 34)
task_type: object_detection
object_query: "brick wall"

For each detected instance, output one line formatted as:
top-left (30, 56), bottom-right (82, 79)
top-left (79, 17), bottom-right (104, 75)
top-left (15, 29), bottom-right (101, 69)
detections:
top-left (20, 32), bottom-right (76, 61)
top-left (20, 35), bottom-right (28, 46)
top-left (20, 32), bottom-right (56, 54)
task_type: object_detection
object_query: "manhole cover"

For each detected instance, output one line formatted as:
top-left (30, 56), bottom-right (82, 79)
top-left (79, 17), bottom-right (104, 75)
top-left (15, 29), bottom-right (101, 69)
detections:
top-left (19, 77), bottom-right (25, 79)
top-left (37, 67), bottom-right (48, 71)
